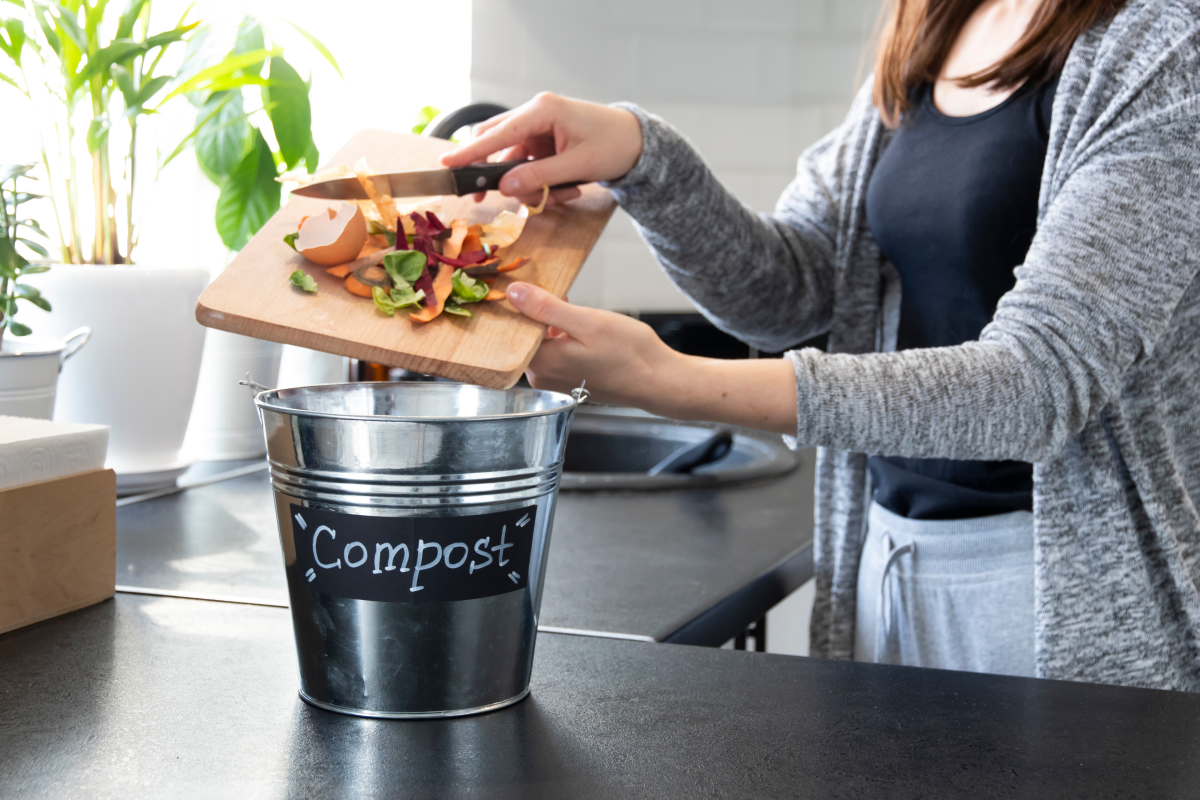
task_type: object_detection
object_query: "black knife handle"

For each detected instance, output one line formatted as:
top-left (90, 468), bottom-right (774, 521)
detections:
top-left (451, 161), bottom-right (584, 196)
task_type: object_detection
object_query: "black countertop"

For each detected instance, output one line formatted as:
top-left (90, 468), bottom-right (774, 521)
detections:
top-left (115, 446), bottom-right (815, 643)
top-left (3, 594), bottom-right (1198, 798)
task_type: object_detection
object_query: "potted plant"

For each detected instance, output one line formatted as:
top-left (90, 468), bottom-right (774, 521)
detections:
top-left (0, 3), bottom-right (324, 490)
top-left (174, 16), bottom-right (339, 459)
top-left (0, 163), bottom-right (90, 419)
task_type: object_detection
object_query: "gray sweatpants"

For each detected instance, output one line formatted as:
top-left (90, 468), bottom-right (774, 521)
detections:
top-left (853, 502), bottom-right (1035, 678)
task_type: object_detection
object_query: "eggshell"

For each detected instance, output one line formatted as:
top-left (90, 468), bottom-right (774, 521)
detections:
top-left (296, 201), bottom-right (367, 266)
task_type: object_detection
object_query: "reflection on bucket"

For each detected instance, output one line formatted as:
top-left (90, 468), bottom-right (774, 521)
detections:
top-left (254, 381), bottom-right (585, 718)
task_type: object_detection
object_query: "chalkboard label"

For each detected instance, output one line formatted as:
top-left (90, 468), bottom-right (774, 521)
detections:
top-left (289, 503), bottom-right (537, 604)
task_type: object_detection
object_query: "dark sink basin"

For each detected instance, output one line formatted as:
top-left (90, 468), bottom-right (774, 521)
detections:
top-left (561, 409), bottom-right (797, 491)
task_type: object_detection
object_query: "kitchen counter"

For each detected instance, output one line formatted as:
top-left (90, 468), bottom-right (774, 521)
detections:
top-left (115, 445), bottom-right (815, 644)
top-left (3, 593), bottom-right (1198, 798)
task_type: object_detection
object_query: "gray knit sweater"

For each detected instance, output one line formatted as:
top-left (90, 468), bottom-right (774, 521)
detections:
top-left (607, 0), bottom-right (1200, 690)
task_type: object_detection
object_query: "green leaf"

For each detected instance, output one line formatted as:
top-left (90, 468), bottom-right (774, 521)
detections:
top-left (383, 250), bottom-right (426, 287)
top-left (0, 164), bottom-right (34, 183)
top-left (33, 7), bottom-right (62, 57)
top-left (451, 269), bottom-right (489, 303)
top-left (20, 265), bottom-right (50, 274)
top-left (6, 320), bottom-right (31, 336)
top-left (78, 39), bottom-right (148, 81)
top-left (16, 218), bottom-right (49, 238)
top-left (279, 18), bottom-right (343, 80)
top-left (1, 18), bottom-right (27, 64)
top-left (17, 238), bottom-right (49, 257)
top-left (17, 290), bottom-right (51, 311)
top-left (84, 0), bottom-right (112, 40)
top-left (0, 236), bottom-right (26, 276)
top-left (195, 90), bottom-right (250, 181)
top-left (48, 3), bottom-right (89, 53)
top-left (133, 74), bottom-right (171, 106)
top-left (262, 56), bottom-right (310, 171)
top-left (111, 63), bottom-right (136, 102)
top-left (159, 47), bottom-right (281, 104)
top-left (142, 22), bottom-right (198, 52)
top-left (392, 286), bottom-right (423, 306)
top-left (442, 302), bottom-right (473, 318)
top-left (213, 128), bottom-right (280, 250)
top-left (372, 285), bottom-right (424, 316)
top-left (232, 18), bottom-right (264, 65)
top-left (411, 105), bottom-right (440, 135)
top-left (85, 116), bottom-right (111, 152)
top-left (282, 231), bottom-right (298, 251)
top-left (289, 269), bottom-right (317, 293)
top-left (6, 191), bottom-right (45, 205)
top-left (302, 138), bottom-right (319, 173)
top-left (372, 286), bottom-right (396, 317)
top-left (116, 0), bottom-right (150, 40)
top-left (0, 72), bottom-right (19, 90)
top-left (366, 219), bottom-right (396, 245)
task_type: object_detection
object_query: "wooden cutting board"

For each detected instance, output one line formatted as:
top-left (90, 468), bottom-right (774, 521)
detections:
top-left (195, 129), bottom-right (616, 389)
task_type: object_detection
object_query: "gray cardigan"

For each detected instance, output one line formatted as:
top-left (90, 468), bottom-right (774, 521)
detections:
top-left (607, 0), bottom-right (1200, 690)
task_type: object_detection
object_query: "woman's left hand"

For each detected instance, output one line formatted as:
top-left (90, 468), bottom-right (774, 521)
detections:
top-left (506, 282), bottom-right (801, 435)
top-left (505, 282), bottom-right (683, 413)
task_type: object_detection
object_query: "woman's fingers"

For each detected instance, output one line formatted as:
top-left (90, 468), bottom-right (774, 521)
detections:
top-left (470, 109), bottom-right (512, 139)
top-left (498, 147), bottom-right (590, 196)
top-left (507, 282), bottom-right (598, 342)
top-left (441, 98), bottom-right (553, 167)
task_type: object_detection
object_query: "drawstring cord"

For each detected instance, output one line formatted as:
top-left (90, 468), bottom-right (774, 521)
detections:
top-left (874, 534), bottom-right (916, 662)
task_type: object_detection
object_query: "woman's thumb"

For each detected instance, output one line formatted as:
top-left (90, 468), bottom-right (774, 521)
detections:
top-left (506, 282), bottom-right (595, 339)
top-left (499, 149), bottom-right (585, 196)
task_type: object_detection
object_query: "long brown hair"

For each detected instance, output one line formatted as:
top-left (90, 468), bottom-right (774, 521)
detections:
top-left (872, 0), bottom-right (1126, 126)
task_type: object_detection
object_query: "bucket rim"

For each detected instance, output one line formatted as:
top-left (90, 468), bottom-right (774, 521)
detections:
top-left (253, 380), bottom-right (580, 423)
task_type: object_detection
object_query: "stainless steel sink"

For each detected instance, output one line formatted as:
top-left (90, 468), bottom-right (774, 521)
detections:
top-left (561, 408), bottom-right (797, 491)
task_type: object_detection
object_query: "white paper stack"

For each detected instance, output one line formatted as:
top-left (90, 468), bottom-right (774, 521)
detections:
top-left (0, 415), bottom-right (109, 491)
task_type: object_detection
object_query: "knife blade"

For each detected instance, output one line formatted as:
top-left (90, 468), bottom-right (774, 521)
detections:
top-left (290, 160), bottom-right (580, 200)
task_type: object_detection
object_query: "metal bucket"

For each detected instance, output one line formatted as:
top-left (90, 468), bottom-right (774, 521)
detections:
top-left (253, 381), bottom-right (585, 718)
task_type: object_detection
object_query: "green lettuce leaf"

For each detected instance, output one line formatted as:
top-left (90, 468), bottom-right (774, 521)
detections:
top-left (451, 269), bottom-right (488, 304)
top-left (289, 270), bottom-right (318, 293)
top-left (373, 285), bottom-right (425, 316)
top-left (383, 250), bottom-right (426, 287)
top-left (442, 302), bottom-right (473, 318)
top-left (283, 231), bottom-right (299, 251)
top-left (367, 219), bottom-right (397, 246)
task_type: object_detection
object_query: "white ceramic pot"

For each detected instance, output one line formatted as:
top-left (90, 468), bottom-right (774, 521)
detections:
top-left (276, 345), bottom-right (349, 388)
top-left (183, 329), bottom-right (283, 460)
top-left (21, 265), bottom-right (209, 493)
top-left (0, 328), bottom-right (91, 419)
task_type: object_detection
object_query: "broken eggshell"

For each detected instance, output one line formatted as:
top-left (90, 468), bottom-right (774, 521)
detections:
top-left (296, 201), bottom-right (367, 266)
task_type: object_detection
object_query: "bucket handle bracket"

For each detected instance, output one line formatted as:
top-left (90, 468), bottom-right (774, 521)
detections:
top-left (571, 380), bottom-right (590, 407)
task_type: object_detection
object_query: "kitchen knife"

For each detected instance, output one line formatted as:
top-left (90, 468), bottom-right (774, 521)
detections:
top-left (289, 160), bottom-right (582, 200)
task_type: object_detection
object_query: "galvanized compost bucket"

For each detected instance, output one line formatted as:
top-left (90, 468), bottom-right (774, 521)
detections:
top-left (253, 381), bottom-right (586, 719)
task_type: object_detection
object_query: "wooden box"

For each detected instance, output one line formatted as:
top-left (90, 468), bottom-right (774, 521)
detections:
top-left (0, 469), bottom-right (116, 635)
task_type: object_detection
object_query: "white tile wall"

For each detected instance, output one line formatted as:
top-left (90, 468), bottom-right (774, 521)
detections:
top-left (471, 0), bottom-right (883, 311)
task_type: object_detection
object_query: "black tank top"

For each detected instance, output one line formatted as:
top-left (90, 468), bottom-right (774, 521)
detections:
top-left (864, 76), bottom-right (1059, 520)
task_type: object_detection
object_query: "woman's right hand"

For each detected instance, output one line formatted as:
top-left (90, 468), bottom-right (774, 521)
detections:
top-left (438, 93), bottom-right (644, 207)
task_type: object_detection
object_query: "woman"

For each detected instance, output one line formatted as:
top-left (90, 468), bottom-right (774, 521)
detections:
top-left (443, 0), bottom-right (1200, 689)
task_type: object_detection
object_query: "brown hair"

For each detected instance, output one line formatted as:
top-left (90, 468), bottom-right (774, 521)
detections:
top-left (872, 0), bottom-right (1126, 126)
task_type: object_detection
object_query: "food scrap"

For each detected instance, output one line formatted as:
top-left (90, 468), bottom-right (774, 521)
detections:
top-left (290, 201), bottom-right (368, 266)
top-left (289, 270), bottom-right (318, 293)
top-left (282, 162), bottom-right (542, 323)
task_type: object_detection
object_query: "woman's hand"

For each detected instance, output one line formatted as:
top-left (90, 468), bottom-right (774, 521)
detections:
top-left (439, 93), bottom-right (644, 207)
top-left (507, 282), bottom-right (800, 435)
top-left (505, 282), bottom-right (682, 410)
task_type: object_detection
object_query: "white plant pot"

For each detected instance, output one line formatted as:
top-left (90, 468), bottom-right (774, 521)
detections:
top-left (0, 329), bottom-right (91, 419)
top-left (183, 329), bottom-right (282, 460)
top-left (22, 265), bottom-right (209, 493)
top-left (276, 345), bottom-right (349, 388)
